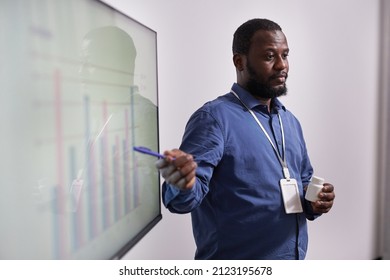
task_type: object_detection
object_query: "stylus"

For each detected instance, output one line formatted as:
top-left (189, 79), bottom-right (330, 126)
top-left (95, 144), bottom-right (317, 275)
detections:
top-left (133, 146), bottom-right (166, 158)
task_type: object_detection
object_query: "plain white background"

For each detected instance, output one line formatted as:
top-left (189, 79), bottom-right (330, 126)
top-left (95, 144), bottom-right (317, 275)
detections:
top-left (102, 0), bottom-right (381, 259)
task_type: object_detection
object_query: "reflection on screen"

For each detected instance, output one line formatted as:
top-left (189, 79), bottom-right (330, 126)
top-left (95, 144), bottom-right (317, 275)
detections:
top-left (0, 0), bottom-right (161, 259)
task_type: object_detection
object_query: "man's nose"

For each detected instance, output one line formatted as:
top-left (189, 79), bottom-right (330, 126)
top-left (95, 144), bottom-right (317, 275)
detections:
top-left (274, 55), bottom-right (288, 70)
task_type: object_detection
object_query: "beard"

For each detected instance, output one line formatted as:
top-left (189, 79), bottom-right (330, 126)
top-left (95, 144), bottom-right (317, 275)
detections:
top-left (246, 62), bottom-right (288, 99)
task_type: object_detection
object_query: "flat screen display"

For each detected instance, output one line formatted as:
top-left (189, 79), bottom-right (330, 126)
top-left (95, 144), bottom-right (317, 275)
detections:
top-left (0, 0), bottom-right (161, 259)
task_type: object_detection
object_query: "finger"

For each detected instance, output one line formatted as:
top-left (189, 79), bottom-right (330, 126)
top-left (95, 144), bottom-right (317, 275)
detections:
top-left (163, 152), bottom-right (176, 163)
top-left (165, 168), bottom-right (197, 190)
top-left (313, 206), bottom-right (331, 214)
top-left (176, 157), bottom-right (197, 189)
top-left (160, 164), bottom-right (176, 179)
top-left (319, 192), bottom-right (335, 201)
top-left (167, 169), bottom-right (187, 185)
top-left (167, 173), bottom-right (192, 190)
top-left (176, 177), bottom-right (188, 190)
top-left (165, 148), bottom-right (186, 161)
top-left (320, 190), bottom-right (336, 201)
top-left (178, 175), bottom-right (196, 190)
top-left (323, 183), bottom-right (334, 193)
top-left (166, 163), bottom-right (197, 188)
top-left (313, 200), bottom-right (334, 213)
top-left (178, 160), bottom-right (197, 177)
top-left (173, 153), bottom-right (195, 169)
top-left (185, 169), bottom-right (196, 183)
top-left (155, 158), bottom-right (169, 169)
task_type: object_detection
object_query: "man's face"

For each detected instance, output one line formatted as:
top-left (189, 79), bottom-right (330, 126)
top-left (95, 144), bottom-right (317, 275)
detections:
top-left (243, 30), bottom-right (289, 99)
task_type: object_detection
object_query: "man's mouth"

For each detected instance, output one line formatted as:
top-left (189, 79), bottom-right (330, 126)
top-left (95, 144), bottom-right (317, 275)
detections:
top-left (270, 73), bottom-right (287, 83)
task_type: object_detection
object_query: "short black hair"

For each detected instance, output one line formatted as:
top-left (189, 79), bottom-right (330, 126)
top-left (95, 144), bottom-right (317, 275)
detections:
top-left (232, 18), bottom-right (282, 55)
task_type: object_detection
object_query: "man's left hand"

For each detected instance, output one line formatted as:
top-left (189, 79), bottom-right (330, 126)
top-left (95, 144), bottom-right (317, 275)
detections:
top-left (311, 183), bottom-right (335, 213)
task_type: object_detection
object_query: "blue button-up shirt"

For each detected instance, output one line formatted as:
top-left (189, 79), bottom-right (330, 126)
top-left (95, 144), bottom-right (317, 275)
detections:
top-left (162, 83), bottom-right (317, 259)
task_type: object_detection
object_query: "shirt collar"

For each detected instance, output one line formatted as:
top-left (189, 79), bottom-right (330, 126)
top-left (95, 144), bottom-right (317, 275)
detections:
top-left (231, 83), bottom-right (286, 112)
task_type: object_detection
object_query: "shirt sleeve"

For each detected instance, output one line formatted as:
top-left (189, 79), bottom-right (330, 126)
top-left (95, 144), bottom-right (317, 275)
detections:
top-left (297, 123), bottom-right (321, 221)
top-left (162, 108), bottom-right (224, 214)
top-left (289, 114), bottom-right (320, 221)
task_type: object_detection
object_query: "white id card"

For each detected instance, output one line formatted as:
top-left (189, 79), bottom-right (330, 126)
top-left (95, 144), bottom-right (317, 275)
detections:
top-left (280, 178), bottom-right (303, 214)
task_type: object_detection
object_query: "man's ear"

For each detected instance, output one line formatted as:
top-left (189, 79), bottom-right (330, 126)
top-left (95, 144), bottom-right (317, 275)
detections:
top-left (233, 53), bottom-right (245, 71)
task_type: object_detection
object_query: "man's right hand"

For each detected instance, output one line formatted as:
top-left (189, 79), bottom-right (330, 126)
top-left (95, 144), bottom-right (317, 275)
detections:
top-left (155, 149), bottom-right (197, 190)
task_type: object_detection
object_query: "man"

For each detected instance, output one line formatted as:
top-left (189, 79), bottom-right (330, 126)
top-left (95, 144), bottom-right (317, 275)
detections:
top-left (156, 18), bottom-right (335, 259)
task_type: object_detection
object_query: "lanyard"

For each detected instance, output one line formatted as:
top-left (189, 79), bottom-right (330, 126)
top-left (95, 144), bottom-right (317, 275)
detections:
top-left (231, 90), bottom-right (291, 180)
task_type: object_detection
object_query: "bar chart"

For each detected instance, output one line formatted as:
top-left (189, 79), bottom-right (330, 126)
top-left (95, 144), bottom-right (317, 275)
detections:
top-left (34, 68), bottom-right (145, 258)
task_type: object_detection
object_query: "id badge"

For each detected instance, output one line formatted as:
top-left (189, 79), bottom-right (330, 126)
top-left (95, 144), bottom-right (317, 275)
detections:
top-left (280, 178), bottom-right (303, 214)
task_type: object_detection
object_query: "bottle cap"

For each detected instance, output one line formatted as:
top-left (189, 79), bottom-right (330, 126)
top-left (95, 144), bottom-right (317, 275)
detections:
top-left (311, 176), bottom-right (324, 186)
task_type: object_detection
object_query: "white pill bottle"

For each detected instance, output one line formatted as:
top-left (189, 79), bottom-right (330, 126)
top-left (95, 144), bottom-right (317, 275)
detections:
top-left (305, 176), bottom-right (325, 202)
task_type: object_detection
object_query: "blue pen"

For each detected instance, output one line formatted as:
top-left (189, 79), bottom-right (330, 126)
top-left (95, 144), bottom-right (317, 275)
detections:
top-left (133, 146), bottom-right (166, 158)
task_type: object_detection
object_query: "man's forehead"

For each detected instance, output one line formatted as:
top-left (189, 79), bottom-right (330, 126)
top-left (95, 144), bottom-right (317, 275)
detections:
top-left (250, 30), bottom-right (289, 49)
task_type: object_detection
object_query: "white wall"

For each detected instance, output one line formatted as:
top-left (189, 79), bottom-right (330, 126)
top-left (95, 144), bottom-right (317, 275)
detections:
top-left (102, 0), bottom-right (381, 259)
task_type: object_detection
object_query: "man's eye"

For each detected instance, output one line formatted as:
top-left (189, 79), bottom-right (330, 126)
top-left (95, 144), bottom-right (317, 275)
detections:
top-left (266, 54), bottom-right (274, 60)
